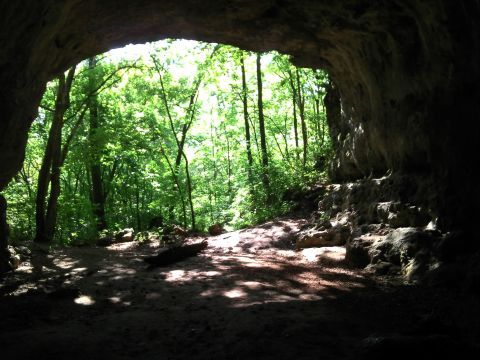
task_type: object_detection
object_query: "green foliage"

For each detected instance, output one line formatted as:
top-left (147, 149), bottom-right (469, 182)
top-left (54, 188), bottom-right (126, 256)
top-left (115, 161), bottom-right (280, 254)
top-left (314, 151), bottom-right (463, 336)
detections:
top-left (5, 40), bottom-right (333, 244)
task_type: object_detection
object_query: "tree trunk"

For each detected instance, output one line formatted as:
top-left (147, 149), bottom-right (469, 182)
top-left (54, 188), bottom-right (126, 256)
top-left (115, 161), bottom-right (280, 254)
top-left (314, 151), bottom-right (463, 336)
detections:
top-left (158, 142), bottom-right (187, 227)
top-left (88, 57), bottom-right (107, 231)
top-left (288, 70), bottom-right (300, 159)
top-left (135, 174), bottom-right (141, 230)
top-left (283, 114), bottom-right (291, 160)
top-left (44, 67), bottom-right (77, 241)
top-left (154, 56), bottom-right (201, 224)
top-left (34, 91), bottom-right (63, 243)
top-left (241, 56), bottom-right (254, 184)
top-left (225, 130), bottom-right (232, 196)
top-left (256, 53), bottom-right (271, 202)
top-left (43, 120), bottom-right (62, 241)
top-left (182, 151), bottom-right (195, 230)
top-left (314, 98), bottom-right (323, 146)
top-left (296, 68), bottom-right (308, 167)
top-left (35, 66), bottom-right (76, 243)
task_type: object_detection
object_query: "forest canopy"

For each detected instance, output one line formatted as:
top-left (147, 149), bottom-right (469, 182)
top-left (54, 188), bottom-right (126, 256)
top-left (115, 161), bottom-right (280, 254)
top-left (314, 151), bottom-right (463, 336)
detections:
top-left (5, 40), bottom-right (332, 245)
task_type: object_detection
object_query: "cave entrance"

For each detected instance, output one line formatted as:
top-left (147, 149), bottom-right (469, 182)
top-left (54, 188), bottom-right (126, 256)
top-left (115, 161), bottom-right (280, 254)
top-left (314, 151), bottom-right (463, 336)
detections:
top-left (5, 39), bottom-right (332, 246)
top-left (1, 1), bottom-right (478, 250)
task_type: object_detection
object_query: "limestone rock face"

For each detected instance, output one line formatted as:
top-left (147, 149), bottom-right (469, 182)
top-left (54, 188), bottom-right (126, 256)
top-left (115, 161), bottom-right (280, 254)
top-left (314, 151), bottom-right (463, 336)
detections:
top-left (307, 177), bottom-right (457, 282)
top-left (345, 223), bottom-right (449, 280)
top-left (376, 202), bottom-right (430, 229)
top-left (296, 226), bottom-right (350, 250)
top-left (296, 212), bottom-right (352, 250)
top-left (0, 1), bottom-right (479, 231)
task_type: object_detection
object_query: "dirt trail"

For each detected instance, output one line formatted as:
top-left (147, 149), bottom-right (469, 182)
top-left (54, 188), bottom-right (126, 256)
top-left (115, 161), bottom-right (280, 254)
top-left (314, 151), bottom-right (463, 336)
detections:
top-left (0, 218), bottom-right (459, 359)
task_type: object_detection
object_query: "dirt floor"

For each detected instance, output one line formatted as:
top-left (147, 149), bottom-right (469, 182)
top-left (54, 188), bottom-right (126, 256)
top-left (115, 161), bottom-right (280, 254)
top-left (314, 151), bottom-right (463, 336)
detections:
top-left (0, 218), bottom-right (476, 359)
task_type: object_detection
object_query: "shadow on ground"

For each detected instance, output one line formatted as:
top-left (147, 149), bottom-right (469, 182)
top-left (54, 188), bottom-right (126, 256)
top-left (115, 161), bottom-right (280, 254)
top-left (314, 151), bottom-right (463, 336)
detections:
top-left (0, 218), bottom-right (477, 359)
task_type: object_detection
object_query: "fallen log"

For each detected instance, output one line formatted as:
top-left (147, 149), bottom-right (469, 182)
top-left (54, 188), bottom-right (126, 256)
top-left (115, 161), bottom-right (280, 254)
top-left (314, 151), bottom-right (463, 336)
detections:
top-left (144, 240), bottom-right (208, 268)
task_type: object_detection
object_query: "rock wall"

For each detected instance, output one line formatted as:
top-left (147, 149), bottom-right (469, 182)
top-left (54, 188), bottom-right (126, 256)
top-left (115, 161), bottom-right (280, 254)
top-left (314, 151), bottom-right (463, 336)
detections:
top-left (295, 177), bottom-right (480, 288)
top-left (0, 1), bottom-right (479, 232)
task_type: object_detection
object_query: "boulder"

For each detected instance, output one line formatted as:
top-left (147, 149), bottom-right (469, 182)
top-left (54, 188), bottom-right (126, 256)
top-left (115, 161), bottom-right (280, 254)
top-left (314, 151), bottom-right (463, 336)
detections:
top-left (115, 228), bottom-right (135, 242)
top-left (347, 227), bottom-right (442, 280)
top-left (296, 224), bottom-right (351, 250)
top-left (346, 235), bottom-right (379, 268)
top-left (376, 202), bottom-right (431, 228)
top-left (208, 223), bottom-right (224, 236)
top-left (370, 228), bottom-right (440, 266)
top-left (96, 228), bottom-right (135, 246)
top-left (15, 246), bottom-right (31, 260)
top-left (7, 246), bottom-right (21, 270)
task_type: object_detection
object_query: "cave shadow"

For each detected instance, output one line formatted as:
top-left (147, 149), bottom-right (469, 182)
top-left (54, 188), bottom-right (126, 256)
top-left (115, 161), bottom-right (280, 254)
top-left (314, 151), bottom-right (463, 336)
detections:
top-left (0, 243), bottom-right (476, 360)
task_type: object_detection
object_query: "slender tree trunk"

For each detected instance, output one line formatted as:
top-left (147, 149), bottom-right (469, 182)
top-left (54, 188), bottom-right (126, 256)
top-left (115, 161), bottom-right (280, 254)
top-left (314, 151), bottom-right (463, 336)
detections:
top-left (154, 58), bottom-right (201, 224)
top-left (182, 151), bottom-right (195, 230)
top-left (288, 71), bottom-right (299, 159)
top-left (210, 117), bottom-right (217, 221)
top-left (135, 174), bottom-right (141, 230)
top-left (88, 57), bottom-right (107, 231)
top-left (226, 131), bottom-right (232, 196)
top-left (241, 56), bottom-right (254, 184)
top-left (158, 142), bottom-right (187, 227)
top-left (314, 98), bottom-right (323, 146)
top-left (256, 54), bottom-right (271, 202)
top-left (296, 68), bottom-right (308, 167)
top-left (283, 114), bottom-right (291, 160)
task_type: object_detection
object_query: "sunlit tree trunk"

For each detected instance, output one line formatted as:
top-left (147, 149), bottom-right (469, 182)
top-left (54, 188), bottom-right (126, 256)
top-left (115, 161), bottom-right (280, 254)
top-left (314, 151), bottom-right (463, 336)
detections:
top-left (209, 117), bottom-right (217, 223)
top-left (225, 131), bottom-right (232, 196)
top-left (296, 69), bottom-right (308, 167)
top-left (288, 70), bottom-right (300, 159)
top-left (283, 114), bottom-right (291, 161)
top-left (135, 174), bottom-right (141, 230)
top-left (256, 53), bottom-right (272, 203)
top-left (158, 141), bottom-right (187, 227)
top-left (153, 55), bottom-right (203, 227)
top-left (241, 56), bottom-right (254, 185)
top-left (182, 151), bottom-right (195, 230)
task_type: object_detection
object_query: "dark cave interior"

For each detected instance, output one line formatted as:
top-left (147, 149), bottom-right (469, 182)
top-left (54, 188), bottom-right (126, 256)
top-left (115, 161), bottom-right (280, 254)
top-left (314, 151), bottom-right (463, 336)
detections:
top-left (1, 1), bottom-right (479, 358)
